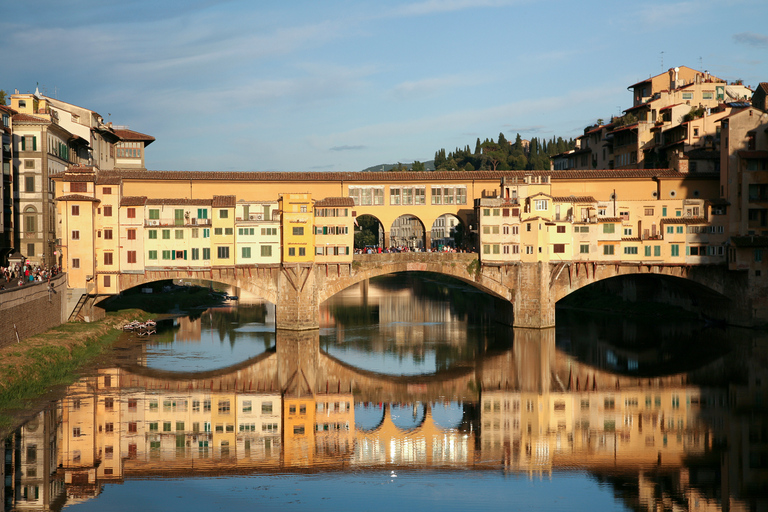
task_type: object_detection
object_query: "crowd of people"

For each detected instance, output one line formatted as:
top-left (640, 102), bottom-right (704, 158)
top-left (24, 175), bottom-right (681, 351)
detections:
top-left (0, 263), bottom-right (60, 290)
top-left (355, 245), bottom-right (472, 254)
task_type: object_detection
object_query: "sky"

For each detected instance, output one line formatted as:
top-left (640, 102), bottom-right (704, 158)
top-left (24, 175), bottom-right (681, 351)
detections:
top-left (2, 0), bottom-right (767, 172)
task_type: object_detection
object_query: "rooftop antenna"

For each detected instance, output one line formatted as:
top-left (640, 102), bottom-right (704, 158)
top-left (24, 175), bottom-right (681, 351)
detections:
top-left (699, 56), bottom-right (703, 70)
top-left (660, 51), bottom-right (664, 71)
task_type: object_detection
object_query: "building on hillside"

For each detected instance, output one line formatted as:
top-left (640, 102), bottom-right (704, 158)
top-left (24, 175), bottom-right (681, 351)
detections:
top-left (719, 95), bottom-right (768, 280)
top-left (0, 104), bottom-right (16, 262)
top-left (555, 67), bottom-right (753, 173)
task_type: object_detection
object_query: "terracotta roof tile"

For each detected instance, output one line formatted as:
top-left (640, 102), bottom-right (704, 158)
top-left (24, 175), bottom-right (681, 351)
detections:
top-left (113, 128), bottom-right (155, 145)
top-left (96, 176), bottom-right (122, 185)
top-left (315, 197), bottom-right (355, 207)
top-left (599, 217), bottom-right (622, 222)
top-left (12, 113), bottom-right (47, 123)
top-left (660, 217), bottom-right (707, 224)
top-left (54, 194), bottom-right (100, 202)
top-left (212, 195), bottom-right (236, 207)
top-left (145, 198), bottom-right (212, 206)
top-left (100, 169), bottom-right (694, 183)
top-left (120, 196), bottom-right (148, 207)
top-left (553, 195), bottom-right (597, 203)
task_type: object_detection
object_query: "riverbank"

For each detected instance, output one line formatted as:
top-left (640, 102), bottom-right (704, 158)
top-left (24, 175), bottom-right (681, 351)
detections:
top-left (0, 309), bottom-right (148, 436)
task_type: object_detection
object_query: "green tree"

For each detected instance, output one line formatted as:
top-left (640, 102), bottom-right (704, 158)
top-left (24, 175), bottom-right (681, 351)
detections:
top-left (411, 161), bottom-right (425, 172)
top-left (434, 148), bottom-right (447, 169)
top-left (0, 90), bottom-right (7, 105)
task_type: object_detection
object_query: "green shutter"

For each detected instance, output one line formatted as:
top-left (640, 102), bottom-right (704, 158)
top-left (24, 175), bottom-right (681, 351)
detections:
top-left (32, 136), bottom-right (37, 151)
top-left (21, 137), bottom-right (25, 151)
top-left (184, 250), bottom-right (188, 260)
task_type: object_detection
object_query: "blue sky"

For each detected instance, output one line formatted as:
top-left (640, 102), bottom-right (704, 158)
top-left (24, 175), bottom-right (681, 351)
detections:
top-left (3, 0), bottom-right (767, 172)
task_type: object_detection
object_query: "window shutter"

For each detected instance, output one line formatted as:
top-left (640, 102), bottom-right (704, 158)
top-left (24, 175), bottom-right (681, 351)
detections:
top-left (184, 250), bottom-right (188, 260)
top-left (21, 137), bottom-right (25, 151)
top-left (32, 137), bottom-right (37, 151)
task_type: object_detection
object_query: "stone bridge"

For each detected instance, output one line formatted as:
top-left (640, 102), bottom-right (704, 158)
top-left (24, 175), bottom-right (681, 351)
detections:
top-left (116, 252), bottom-right (746, 330)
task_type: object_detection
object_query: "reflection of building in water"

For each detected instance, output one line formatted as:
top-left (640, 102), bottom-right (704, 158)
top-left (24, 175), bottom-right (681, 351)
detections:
top-left (5, 409), bottom-right (64, 511)
top-left (174, 315), bottom-right (202, 342)
top-left (353, 404), bottom-right (472, 467)
top-left (480, 387), bottom-right (726, 476)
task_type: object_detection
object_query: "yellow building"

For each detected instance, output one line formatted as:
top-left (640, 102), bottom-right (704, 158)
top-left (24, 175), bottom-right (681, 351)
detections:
top-left (234, 200), bottom-right (281, 265)
top-left (313, 197), bottom-right (354, 264)
top-left (280, 193), bottom-right (314, 263)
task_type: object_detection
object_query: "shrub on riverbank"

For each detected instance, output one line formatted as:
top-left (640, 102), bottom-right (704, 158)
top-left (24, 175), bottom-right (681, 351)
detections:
top-left (0, 310), bottom-right (146, 435)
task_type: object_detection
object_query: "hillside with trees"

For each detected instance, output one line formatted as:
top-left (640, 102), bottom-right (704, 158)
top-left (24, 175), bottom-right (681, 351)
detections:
top-left (432, 133), bottom-right (576, 172)
top-left (363, 133), bottom-right (576, 172)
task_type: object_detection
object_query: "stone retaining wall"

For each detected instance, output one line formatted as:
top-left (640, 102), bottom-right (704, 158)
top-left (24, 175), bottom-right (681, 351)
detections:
top-left (0, 273), bottom-right (67, 347)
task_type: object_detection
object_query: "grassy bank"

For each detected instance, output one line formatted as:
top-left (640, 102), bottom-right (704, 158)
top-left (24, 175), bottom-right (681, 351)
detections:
top-left (0, 310), bottom-right (147, 435)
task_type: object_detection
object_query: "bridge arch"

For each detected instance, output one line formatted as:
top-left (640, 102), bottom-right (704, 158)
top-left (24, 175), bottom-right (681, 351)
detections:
top-left (551, 262), bottom-right (735, 320)
top-left (117, 267), bottom-right (279, 305)
top-left (316, 254), bottom-right (512, 305)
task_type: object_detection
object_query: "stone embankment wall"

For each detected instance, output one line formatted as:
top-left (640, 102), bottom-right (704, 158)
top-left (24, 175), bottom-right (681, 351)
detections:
top-left (0, 274), bottom-right (67, 347)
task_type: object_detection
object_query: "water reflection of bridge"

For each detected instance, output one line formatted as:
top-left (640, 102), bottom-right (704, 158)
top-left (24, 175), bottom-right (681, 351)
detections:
top-left (119, 328), bottom-right (694, 404)
top-left (9, 330), bottom-right (763, 512)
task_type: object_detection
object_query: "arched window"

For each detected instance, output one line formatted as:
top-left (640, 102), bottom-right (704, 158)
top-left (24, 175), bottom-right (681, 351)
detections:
top-left (23, 206), bottom-right (37, 233)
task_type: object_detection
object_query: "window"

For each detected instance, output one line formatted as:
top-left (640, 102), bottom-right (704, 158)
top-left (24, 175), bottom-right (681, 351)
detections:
top-left (624, 246), bottom-right (638, 255)
top-left (148, 230), bottom-right (157, 239)
top-left (261, 245), bottom-right (272, 257)
top-left (644, 208), bottom-right (654, 216)
top-left (580, 244), bottom-right (589, 254)
top-left (25, 175), bottom-right (35, 192)
top-left (104, 229), bottom-right (113, 240)
top-left (671, 244), bottom-right (679, 257)
top-left (289, 247), bottom-right (295, 256)
top-left (217, 246), bottom-right (230, 259)
top-left (103, 275), bottom-right (111, 287)
top-left (24, 212), bottom-right (36, 233)
top-left (104, 253), bottom-right (113, 265)
top-left (162, 250), bottom-right (171, 260)
top-left (175, 230), bottom-right (184, 239)
top-left (191, 248), bottom-right (199, 260)
top-left (104, 206), bottom-right (112, 216)
top-left (214, 227), bottom-right (223, 235)
top-left (242, 247), bottom-right (251, 258)
top-left (149, 209), bottom-right (160, 219)
top-left (127, 207), bottom-right (136, 218)
top-left (203, 248), bottom-right (211, 260)
top-left (71, 230), bottom-right (80, 240)
top-left (603, 245), bottom-right (615, 255)
top-left (127, 229), bottom-right (136, 240)
top-left (103, 187), bottom-right (112, 195)
top-left (654, 245), bottom-right (661, 257)
top-left (162, 229), bottom-right (171, 239)
top-left (553, 244), bottom-right (565, 253)
top-left (242, 401), bottom-right (252, 413)
top-left (72, 258), bottom-right (80, 268)
top-left (148, 250), bottom-right (157, 260)
top-left (292, 227), bottom-right (304, 236)
top-left (71, 205), bottom-right (80, 216)
top-left (535, 199), bottom-right (548, 211)
top-left (218, 400), bottom-right (231, 414)
top-left (603, 223), bottom-right (615, 234)
top-left (219, 209), bottom-right (228, 219)
top-left (556, 225), bottom-right (566, 233)
top-left (127, 251), bottom-right (137, 263)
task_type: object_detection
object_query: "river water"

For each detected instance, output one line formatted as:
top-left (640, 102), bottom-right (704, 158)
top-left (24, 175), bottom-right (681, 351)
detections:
top-left (3, 274), bottom-right (767, 511)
